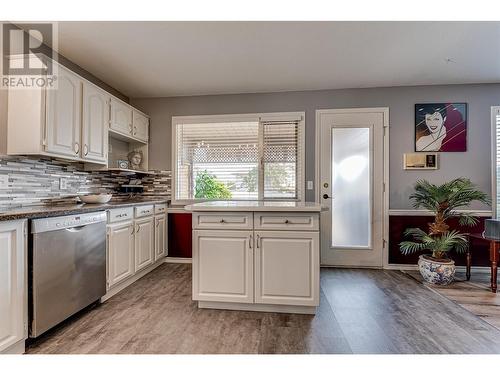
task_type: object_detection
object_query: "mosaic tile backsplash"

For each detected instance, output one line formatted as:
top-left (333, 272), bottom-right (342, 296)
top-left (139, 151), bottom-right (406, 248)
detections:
top-left (0, 155), bottom-right (171, 208)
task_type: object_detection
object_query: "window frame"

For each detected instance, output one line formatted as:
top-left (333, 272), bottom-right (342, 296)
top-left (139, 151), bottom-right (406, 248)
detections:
top-left (491, 106), bottom-right (500, 218)
top-left (172, 111), bottom-right (306, 205)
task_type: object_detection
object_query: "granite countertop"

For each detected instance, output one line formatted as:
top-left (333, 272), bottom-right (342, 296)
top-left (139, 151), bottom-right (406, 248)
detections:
top-left (0, 198), bottom-right (170, 222)
top-left (184, 200), bottom-right (324, 212)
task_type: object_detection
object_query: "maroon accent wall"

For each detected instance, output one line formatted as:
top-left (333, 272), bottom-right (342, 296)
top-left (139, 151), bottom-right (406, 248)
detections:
top-left (388, 215), bottom-right (490, 266)
top-left (168, 213), bottom-right (192, 258)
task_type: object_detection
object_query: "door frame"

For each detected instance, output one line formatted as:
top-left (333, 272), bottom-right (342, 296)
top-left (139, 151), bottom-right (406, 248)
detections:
top-left (315, 107), bottom-right (390, 268)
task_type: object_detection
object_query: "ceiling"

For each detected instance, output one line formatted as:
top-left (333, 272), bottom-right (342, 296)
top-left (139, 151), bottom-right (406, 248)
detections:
top-left (54, 21), bottom-right (500, 98)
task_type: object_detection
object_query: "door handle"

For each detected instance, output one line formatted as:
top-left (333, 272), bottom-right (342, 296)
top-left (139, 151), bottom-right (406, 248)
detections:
top-left (323, 194), bottom-right (332, 199)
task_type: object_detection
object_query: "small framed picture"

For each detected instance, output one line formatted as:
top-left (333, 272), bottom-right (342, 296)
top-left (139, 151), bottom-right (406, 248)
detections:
top-left (415, 103), bottom-right (467, 152)
top-left (117, 159), bottom-right (129, 169)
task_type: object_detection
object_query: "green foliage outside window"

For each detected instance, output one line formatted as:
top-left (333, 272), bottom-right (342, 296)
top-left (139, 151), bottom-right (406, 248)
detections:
top-left (194, 170), bottom-right (232, 199)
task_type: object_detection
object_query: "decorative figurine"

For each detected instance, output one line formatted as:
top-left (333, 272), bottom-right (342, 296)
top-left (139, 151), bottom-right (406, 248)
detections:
top-left (127, 150), bottom-right (143, 170)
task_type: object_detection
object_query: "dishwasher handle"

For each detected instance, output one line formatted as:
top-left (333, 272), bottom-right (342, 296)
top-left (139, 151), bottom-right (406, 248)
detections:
top-left (65, 226), bottom-right (86, 232)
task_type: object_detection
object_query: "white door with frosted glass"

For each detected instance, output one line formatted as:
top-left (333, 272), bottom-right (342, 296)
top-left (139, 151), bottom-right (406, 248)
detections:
top-left (317, 109), bottom-right (387, 267)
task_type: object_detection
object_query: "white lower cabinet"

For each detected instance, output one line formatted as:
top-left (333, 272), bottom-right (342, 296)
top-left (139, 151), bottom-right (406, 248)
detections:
top-left (106, 205), bottom-right (166, 297)
top-left (254, 231), bottom-right (319, 306)
top-left (154, 214), bottom-right (167, 261)
top-left (134, 217), bottom-right (154, 272)
top-left (192, 212), bottom-right (320, 312)
top-left (193, 230), bottom-right (254, 303)
top-left (0, 220), bottom-right (27, 354)
top-left (107, 221), bottom-right (135, 288)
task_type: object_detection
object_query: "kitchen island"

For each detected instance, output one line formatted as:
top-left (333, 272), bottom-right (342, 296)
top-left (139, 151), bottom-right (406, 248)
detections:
top-left (184, 201), bottom-right (323, 314)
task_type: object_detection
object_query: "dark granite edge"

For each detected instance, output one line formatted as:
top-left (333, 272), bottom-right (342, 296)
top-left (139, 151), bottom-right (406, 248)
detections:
top-left (0, 199), bottom-right (171, 222)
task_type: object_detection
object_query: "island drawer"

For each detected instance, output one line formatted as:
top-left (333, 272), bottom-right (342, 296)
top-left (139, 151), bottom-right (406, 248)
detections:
top-left (108, 207), bottom-right (134, 223)
top-left (254, 212), bottom-right (319, 231)
top-left (192, 212), bottom-right (253, 230)
top-left (135, 205), bottom-right (154, 218)
top-left (155, 204), bottom-right (167, 214)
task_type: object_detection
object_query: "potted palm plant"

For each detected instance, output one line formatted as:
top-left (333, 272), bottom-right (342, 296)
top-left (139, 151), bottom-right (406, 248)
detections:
top-left (400, 178), bottom-right (490, 285)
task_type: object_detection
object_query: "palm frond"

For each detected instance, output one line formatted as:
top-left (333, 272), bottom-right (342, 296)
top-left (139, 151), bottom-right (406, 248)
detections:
top-left (457, 214), bottom-right (479, 227)
top-left (399, 241), bottom-right (429, 255)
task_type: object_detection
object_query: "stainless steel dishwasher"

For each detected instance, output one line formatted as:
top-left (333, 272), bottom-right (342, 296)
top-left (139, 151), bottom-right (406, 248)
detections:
top-left (30, 211), bottom-right (107, 337)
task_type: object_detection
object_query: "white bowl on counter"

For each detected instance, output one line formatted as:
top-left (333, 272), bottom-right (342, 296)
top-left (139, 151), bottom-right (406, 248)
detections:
top-left (79, 194), bottom-right (113, 204)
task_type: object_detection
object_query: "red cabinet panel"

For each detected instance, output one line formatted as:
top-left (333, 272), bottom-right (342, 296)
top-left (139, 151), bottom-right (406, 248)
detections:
top-left (168, 213), bottom-right (192, 258)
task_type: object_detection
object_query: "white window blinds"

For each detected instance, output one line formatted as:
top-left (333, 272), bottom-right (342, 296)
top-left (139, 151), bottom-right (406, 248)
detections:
top-left (176, 121), bottom-right (259, 200)
top-left (262, 120), bottom-right (301, 199)
top-left (495, 110), bottom-right (500, 217)
top-left (174, 114), bottom-right (304, 202)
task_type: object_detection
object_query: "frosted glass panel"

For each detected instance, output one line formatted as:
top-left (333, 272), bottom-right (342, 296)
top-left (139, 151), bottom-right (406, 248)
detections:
top-left (331, 127), bottom-right (371, 248)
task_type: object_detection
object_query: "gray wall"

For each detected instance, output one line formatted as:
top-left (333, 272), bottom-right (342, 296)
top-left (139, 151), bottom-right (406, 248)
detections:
top-left (132, 83), bottom-right (499, 209)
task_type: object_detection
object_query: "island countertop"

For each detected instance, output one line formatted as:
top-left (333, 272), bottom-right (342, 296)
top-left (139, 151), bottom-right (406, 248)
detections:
top-left (184, 200), bottom-right (324, 212)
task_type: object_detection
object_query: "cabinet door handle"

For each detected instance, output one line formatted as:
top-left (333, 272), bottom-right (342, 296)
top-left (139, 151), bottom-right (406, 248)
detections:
top-left (249, 234), bottom-right (252, 249)
top-left (129, 124), bottom-right (133, 133)
top-left (74, 142), bottom-right (80, 154)
top-left (84, 144), bottom-right (89, 156)
top-left (220, 219), bottom-right (225, 223)
top-left (136, 225), bottom-right (140, 233)
top-left (133, 126), bottom-right (137, 136)
top-left (256, 234), bottom-right (260, 248)
top-left (131, 225), bottom-right (135, 235)
top-left (284, 219), bottom-right (290, 224)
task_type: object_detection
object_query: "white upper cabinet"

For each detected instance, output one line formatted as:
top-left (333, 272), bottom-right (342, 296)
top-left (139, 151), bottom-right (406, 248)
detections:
top-left (133, 110), bottom-right (149, 143)
top-left (45, 65), bottom-right (82, 159)
top-left (5, 56), bottom-right (149, 166)
top-left (82, 82), bottom-right (109, 163)
top-left (110, 99), bottom-right (133, 136)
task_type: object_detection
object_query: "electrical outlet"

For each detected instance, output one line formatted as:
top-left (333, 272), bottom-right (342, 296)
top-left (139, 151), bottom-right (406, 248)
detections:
top-left (0, 175), bottom-right (9, 188)
top-left (59, 178), bottom-right (68, 190)
top-left (307, 180), bottom-right (314, 190)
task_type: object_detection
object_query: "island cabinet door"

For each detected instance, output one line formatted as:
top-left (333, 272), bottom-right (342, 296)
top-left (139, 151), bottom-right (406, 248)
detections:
top-left (193, 230), bottom-right (254, 303)
top-left (254, 231), bottom-right (320, 306)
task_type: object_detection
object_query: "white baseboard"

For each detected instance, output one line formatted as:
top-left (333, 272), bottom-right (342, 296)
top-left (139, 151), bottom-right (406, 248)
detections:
top-left (0, 339), bottom-right (25, 354)
top-left (198, 301), bottom-right (317, 315)
top-left (165, 257), bottom-right (192, 264)
top-left (101, 258), bottom-right (165, 302)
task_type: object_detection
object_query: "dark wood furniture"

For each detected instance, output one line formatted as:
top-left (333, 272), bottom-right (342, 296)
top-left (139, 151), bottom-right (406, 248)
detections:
top-left (467, 233), bottom-right (500, 293)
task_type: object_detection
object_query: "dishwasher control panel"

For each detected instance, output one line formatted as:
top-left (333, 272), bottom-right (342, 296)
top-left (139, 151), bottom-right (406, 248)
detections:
top-left (31, 211), bottom-right (107, 233)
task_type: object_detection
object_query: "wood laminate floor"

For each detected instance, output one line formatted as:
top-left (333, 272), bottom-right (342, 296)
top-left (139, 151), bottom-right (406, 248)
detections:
top-left (27, 264), bottom-right (500, 354)
top-left (406, 270), bottom-right (500, 331)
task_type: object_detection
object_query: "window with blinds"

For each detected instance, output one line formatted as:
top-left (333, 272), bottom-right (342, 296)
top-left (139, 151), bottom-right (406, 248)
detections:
top-left (495, 109), bottom-right (500, 217)
top-left (174, 114), bottom-right (304, 202)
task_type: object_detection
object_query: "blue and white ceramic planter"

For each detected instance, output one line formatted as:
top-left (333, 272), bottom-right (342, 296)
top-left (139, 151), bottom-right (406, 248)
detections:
top-left (418, 255), bottom-right (455, 285)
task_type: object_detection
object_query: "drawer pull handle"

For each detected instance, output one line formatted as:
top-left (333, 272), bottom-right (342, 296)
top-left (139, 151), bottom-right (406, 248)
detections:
top-left (220, 219), bottom-right (225, 223)
top-left (285, 219), bottom-right (290, 224)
